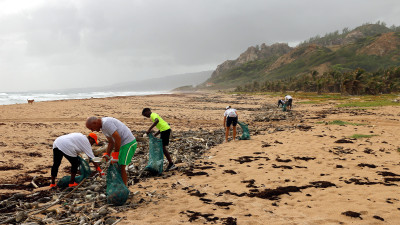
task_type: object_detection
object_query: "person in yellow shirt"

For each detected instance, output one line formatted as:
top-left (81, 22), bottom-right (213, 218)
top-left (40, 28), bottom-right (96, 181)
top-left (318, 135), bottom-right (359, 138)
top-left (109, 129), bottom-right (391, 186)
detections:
top-left (142, 108), bottom-right (176, 171)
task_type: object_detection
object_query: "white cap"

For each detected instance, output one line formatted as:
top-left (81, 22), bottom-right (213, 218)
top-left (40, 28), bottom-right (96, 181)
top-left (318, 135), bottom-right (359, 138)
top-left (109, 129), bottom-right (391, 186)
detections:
top-left (226, 106), bottom-right (230, 109)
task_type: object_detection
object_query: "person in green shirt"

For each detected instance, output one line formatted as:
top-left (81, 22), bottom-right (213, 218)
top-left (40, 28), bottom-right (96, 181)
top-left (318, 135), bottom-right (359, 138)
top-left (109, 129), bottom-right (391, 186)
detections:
top-left (142, 108), bottom-right (176, 171)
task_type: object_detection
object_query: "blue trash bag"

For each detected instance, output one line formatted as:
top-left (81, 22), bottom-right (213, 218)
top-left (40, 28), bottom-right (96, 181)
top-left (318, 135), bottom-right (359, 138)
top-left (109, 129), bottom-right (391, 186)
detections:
top-left (57, 156), bottom-right (91, 189)
top-left (106, 163), bottom-right (130, 206)
top-left (144, 133), bottom-right (164, 175)
top-left (238, 121), bottom-right (250, 140)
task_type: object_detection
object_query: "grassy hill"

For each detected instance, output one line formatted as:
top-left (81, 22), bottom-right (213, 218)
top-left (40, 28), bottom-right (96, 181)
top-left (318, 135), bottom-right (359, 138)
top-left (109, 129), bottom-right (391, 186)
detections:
top-left (201, 23), bottom-right (400, 90)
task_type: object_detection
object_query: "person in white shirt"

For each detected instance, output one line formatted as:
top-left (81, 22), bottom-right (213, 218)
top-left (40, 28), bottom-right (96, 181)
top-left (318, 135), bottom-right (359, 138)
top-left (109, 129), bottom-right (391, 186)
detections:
top-left (284, 95), bottom-right (293, 110)
top-left (223, 106), bottom-right (238, 142)
top-left (277, 99), bottom-right (285, 108)
top-left (51, 133), bottom-right (103, 188)
top-left (86, 117), bottom-right (137, 186)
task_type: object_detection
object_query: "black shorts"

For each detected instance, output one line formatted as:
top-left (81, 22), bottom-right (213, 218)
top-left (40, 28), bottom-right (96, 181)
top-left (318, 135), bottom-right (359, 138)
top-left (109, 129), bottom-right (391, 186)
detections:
top-left (160, 129), bottom-right (171, 146)
top-left (226, 117), bottom-right (238, 127)
top-left (287, 99), bottom-right (293, 107)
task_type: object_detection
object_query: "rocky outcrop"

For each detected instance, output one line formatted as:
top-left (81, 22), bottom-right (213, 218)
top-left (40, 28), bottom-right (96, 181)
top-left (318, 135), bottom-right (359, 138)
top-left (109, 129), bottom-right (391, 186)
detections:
top-left (343, 30), bottom-right (365, 45)
top-left (211, 43), bottom-right (292, 78)
top-left (266, 44), bottom-right (329, 72)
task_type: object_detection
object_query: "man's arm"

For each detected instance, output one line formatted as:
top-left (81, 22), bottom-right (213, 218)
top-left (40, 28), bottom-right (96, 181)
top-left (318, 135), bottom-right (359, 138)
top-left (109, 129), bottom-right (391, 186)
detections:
top-left (105, 136), bottom-right (114, 156)
top-left (111, 131), bottom-right (122, 153)
top-left (146, 118), bottom-right (159, 134)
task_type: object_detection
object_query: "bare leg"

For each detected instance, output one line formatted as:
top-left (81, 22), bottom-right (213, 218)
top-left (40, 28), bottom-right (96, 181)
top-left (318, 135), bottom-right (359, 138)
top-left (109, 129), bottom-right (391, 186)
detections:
top-left (233, 126), bottom-right (237, 141)
top-left (120, 165), bottom-right (127, 186)
top-left (225, 127), bottom-right (230, 142)
top-left (163, 146), bottom-right (173, 164)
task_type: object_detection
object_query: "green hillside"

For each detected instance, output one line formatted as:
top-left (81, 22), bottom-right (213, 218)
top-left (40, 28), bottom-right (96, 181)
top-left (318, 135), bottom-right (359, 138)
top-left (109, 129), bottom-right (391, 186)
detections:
top-left (209, 56), bottom-right (278, 87)
top-left (202, 22), bottom-right (400, 90)
top-left (268, 34), bottom-right (400, 78)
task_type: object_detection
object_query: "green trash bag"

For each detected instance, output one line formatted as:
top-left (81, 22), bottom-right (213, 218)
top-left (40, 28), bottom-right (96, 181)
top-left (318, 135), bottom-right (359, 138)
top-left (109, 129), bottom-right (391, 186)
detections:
top-left (106, 163), bottom-right (130, 206)
top-left (238, 121), bottom-right (250, 140)
top-left (144, 133), bottom-right (164, 175)
top-left (282, 103), bottom-right (287, 112)
top-left (57, 156), bottom-right (91, 189)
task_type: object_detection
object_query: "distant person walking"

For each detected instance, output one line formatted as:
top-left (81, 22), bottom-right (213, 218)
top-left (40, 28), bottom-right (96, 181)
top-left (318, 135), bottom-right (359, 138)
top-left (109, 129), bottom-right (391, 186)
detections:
top-left (142, 108), bottom-right (176, 171)
top-left (86, 117), bottom-right (137, 186)
top-left (50, 133), bottom-right (103, 188)
top-left (224, 106), bottom-right (238, 142)
top-left (285, 95), bottom-right (293, 110)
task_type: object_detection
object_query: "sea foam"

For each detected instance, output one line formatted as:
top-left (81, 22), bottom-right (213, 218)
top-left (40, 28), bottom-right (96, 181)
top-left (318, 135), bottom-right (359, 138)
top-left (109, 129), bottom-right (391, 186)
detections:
top-left (0, 91), bottom-right (167, 105)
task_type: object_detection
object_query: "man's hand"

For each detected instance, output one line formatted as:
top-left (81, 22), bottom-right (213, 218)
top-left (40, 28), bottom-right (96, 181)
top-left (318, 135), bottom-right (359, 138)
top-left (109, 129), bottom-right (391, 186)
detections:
top-left (96, 166), bottom-right (105, 176)
top-left (146, 118), bottom-right (159, 135)
top-left (102, 152), bottom-right (110, 160)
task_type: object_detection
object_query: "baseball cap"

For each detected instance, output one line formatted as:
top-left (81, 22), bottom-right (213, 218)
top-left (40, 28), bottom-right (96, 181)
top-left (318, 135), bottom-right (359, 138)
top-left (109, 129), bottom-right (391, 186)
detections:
top-left (88, 133), bottom-right (98, 144)
top-left (226, 106), bottom-right (230, 109)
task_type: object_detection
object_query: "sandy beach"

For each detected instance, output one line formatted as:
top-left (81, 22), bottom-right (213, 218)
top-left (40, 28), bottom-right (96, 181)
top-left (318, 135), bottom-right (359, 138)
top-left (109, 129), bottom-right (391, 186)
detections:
top-left (1, 92), bottom-right (400, 224)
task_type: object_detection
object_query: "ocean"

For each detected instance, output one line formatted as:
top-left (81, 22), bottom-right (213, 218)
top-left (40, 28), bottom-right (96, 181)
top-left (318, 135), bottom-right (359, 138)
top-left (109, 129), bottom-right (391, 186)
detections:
top-left (0, 91), bottom-right (167, 105)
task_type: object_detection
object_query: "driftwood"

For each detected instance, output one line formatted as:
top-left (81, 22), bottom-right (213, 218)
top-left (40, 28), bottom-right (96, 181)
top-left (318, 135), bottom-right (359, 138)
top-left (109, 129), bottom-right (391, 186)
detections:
top-left (31, 176), bottom-right (39, 188)
top-left (0, 129), bottom-right (229, 224)
top-left (0, 179), bottom-right (87, 224)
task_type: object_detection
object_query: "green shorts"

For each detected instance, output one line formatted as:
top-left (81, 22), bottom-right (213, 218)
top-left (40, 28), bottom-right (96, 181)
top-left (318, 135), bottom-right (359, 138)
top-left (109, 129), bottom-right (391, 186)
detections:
top-left (118, 139), bottom-right (137, 165)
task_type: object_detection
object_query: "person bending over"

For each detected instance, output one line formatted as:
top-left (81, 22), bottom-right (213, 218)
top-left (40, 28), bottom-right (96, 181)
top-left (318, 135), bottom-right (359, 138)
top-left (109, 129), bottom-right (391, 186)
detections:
top-left (51, 133), bottom-right (103, 188)
top-left (285, 95), bottom-right (293, 110)
top-left (224, 106), bottom-right (238, 142)
top-left (277, 99), bottom-right (285, 108)
top-left (86, 116), bottom-right (137, 186)
top-left (142, 108), bottom-right (176, 171)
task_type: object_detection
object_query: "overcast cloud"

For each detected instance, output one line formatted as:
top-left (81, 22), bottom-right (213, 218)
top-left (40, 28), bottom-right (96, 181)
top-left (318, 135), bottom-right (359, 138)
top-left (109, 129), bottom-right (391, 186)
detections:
top-left (0, 0), bottom-right (399, 91)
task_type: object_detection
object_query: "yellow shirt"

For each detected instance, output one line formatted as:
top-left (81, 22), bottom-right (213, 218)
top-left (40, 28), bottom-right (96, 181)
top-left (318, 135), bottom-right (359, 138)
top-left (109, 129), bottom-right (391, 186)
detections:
top-left (150, 113), bottom-right (170, 132)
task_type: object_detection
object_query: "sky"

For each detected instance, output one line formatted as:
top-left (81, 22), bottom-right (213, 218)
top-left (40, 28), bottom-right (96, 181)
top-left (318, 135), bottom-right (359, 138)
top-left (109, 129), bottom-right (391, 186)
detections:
top-left (0, 0), bottom-right (399, 92)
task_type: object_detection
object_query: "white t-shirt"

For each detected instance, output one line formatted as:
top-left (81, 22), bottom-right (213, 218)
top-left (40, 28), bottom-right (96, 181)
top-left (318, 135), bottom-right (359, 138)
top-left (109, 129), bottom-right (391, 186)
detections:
top-left (224, 108), bottom-right (237, 117)
top-left (53, 133), bottom-right (95, 159)
top-left (101, 117), bottom-right (135, 146)
top-left (285, 95), bottom-right (292, 101)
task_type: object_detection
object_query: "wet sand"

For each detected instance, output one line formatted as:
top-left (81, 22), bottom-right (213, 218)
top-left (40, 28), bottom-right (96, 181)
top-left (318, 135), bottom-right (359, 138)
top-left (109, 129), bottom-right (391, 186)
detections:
top-left (0, 92), bottom-right (400, 224)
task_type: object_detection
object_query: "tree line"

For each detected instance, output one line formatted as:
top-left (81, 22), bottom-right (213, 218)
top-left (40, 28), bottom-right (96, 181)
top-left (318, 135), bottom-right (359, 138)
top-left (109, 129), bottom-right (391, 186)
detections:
top-left (235, 66), bottom-right (400, 95)
top-left (299, 21), bottom-right (400, 47)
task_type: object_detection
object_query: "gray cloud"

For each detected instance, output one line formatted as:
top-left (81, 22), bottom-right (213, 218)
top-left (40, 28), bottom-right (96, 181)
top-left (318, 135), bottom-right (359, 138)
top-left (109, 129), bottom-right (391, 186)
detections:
top-left (0, 0), bottom-right (399, 91)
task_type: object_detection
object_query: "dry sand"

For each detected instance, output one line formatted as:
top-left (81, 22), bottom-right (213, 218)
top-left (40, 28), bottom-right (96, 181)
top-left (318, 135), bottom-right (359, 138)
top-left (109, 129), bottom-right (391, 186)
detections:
top-left (0, 92), bottom-right (399, 224)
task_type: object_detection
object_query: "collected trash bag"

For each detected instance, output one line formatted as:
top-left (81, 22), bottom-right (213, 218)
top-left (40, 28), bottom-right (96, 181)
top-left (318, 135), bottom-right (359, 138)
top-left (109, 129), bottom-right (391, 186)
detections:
top-left (282, 103), bottom-right (287, 112)
top-left (144, 133), bottom-right (164, 175)
top-left (106, 163), bottom-right (130, 206)
top-left (238, 121), bottom-right (250, 140)
top-left (57, 156), bottom-right (91, 189)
